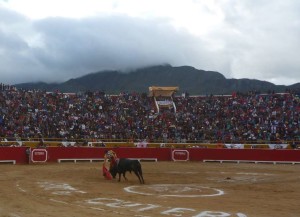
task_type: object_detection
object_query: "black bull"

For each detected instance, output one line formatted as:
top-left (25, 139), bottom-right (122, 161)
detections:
top-left (109, 158), bottom-right (145, 184)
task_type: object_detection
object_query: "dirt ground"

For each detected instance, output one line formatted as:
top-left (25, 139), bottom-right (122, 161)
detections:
top-left (0, 161), bottom-right (299, 217)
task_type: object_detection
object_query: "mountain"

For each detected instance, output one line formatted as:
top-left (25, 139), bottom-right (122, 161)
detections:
top-left (14, 65), bottom-right (300, 95)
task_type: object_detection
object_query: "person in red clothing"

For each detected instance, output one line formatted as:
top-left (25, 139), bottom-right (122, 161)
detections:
top-left (102, 150), bottom-right (117, 180)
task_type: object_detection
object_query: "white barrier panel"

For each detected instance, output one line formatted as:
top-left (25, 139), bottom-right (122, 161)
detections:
top-left (0, 160), bottom-right (16, 164)
top-left (57, 158), bottom-right (157, 163)
top-left (129, 158), bottom-right (158, 162)
top-left (203, 160), bottom-right (300, 165)
top-left (58, 158), bottom-right (104, 163)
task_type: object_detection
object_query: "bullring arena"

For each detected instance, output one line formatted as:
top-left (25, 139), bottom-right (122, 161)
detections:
top-left (1, 86), bottom-right (300, 217)
top-left (1, 155), bottom-right (299, 217)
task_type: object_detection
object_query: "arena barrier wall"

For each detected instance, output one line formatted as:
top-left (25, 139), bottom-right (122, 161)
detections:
top-left (0, 147), bottom-right (299, 164)
top-left (0, 147), bottom-right (29, 164)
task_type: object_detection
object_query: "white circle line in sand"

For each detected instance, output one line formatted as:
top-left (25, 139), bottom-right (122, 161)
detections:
top-left (124, 184), bottom-right (224, 197)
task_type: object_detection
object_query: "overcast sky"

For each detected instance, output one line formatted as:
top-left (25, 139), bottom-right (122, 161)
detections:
top-left (0, 0), bottom-right (299, 85)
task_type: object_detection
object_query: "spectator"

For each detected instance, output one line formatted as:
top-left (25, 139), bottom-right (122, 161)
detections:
top-left (0, 87), bottom-right (299, 145)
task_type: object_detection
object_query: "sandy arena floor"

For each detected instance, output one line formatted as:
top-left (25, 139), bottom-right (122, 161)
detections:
top-left (0, 161), bottom-right (299, 217)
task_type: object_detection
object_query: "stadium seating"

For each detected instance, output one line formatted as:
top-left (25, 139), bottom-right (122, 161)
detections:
top-left (0, 87), bottom-right (299, 146)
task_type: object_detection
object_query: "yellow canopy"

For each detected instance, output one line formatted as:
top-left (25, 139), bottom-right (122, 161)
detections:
top-left (149, 86), bottom-right (179, 97)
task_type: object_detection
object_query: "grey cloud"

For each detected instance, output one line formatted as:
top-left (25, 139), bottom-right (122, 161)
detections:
top-left (214, 0), bottom-right (300, 84)
top-left (0, 6), bottom-right (26, 24)
top-left (30, 15), bottom-right (209, 82)
top-left (0, 1), bottom-right (300, 85)
top-left (0, 11), bottom-right (209, 84)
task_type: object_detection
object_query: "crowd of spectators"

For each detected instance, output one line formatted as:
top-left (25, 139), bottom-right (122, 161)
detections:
top-left (0, 85), bottom-right (299, 144)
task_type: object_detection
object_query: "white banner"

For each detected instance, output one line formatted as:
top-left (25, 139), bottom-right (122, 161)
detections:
top-left (134, 141), bottom-right (148, 148)
top-left (225, 144), bottom-right (244, 149)
top-left (268, 144), bottom-right (288, 149)
top-left (157, 101), bottom-right (173, 106)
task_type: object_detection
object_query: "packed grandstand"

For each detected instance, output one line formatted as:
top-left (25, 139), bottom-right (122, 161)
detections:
top-left (0, 84), bottom-right (299, 147)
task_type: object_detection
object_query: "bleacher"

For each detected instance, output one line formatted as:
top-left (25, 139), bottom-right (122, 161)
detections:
top-left (0, 86), bottom-right (299, 146)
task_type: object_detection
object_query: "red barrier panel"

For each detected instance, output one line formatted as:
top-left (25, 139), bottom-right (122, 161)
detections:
top-left (47, 147), bottom-right (104, 162)
top-left (172, 150), bottom-right (189, 161)
top-left (46, 147), bottom-right (172, 162)
top-left (188, 148), bottom-right (300, 162)
top-left (31, 149), bottom-right (48, 163)
top-left (0, 147), bottom-right (28, 164)
top-left (106, 147), bottom-right (172, 161)
top-left (0, 147), bottom-right (299, 164)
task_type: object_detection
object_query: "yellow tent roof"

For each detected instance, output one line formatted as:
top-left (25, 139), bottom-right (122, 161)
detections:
top-left (149, 86), bottom-right (179, 97)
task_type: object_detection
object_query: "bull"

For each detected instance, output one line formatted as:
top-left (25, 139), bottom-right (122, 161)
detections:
top-left (109, 158), bottom-right (145, 184)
